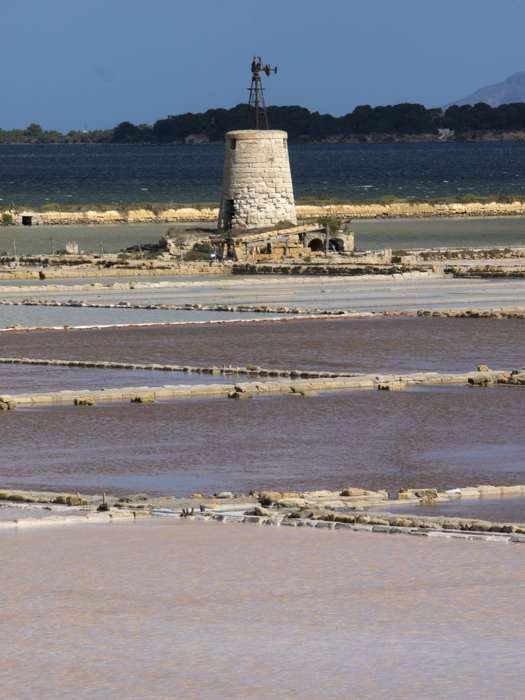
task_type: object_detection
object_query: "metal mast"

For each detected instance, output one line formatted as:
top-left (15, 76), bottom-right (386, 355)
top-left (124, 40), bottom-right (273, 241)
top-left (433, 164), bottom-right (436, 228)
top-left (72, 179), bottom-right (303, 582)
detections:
top-left (245, 56), bottom-right (277, 130)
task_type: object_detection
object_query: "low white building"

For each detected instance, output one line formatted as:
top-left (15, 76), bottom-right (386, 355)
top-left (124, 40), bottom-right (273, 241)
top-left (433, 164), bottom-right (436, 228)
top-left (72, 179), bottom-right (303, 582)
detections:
top-left (185, 134), bottom-right (210, 145)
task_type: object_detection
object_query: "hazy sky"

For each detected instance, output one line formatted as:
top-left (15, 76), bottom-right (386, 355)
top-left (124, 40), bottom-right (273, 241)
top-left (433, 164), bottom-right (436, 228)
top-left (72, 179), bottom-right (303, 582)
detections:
top-left (2, 0), bottom-right (525, 132)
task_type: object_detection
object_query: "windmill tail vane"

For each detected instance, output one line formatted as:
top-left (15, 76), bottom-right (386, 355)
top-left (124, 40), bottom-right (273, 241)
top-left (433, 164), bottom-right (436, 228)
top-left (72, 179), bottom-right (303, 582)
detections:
top-left (246, 56), bottom-right (277, 130)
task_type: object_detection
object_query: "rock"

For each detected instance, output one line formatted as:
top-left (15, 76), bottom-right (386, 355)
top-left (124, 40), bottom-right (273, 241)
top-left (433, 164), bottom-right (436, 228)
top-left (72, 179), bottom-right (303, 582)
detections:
top-left (228, 391), bottom-right (253, 399)
top-left (458, 487), bottom-right (480, 498)
top-left (442, 520), bottom-right (462, 530)
top-left (322, 500), bottom-right (346, 509)
top-left (8, 493), bottom-right (31, 503)
top-left (333, 514), bottom-right (356, 524)
top-left (253, 504), bottom-right (270, 516)
top-left (259, 491), bottom-right (282, 506)
top-left (469, 520), bottom-right (492, 532)
top-left (118, 493), bottom-right (151, 503)
top-left (414, 489), bottom-right (438, 498)
top-left (420, 496), bottom-right (435, 505)
top-left (340, 488), bottom-right (366, 497)
top-left (477, 485), bottom-right (501, 495)
top-left (356, 514), bottom-right (371, 524)
top-left (131, 394), bottom-right (156, 403)
top-left (277, 498), bottom-right (306, 508)
top-left (303, 490), bottom-right (333, 499)
top-left (477, 365), bottom-right (490, 372)
top-left (74, 397), bottom-right (96, 406)
top-left (378, 382), bottom-right (405, 391)
top-left (468, 375), bottom-right (493, 387)
top-left (397, 491), bottom-right (413, 499)
top-left (63, 494), bottom-right (89, 506)
top-left (216, 491), bottom-right (233, 499)
top-left (369, 517), bottom-right (389, 526)
top-left (391, 517), bottom-right (414, 527)
top-left (500, 485), bottom-right (523, 495)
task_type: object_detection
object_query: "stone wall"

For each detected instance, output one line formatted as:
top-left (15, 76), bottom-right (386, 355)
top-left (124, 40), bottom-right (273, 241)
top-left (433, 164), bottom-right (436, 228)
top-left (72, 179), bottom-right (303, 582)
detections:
top-left (218, 130), bottom-right (297, 231)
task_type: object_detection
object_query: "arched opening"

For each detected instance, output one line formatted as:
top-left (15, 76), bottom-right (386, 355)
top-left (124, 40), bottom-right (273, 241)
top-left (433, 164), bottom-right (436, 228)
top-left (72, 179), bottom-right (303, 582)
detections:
top-left (308, 238), bottom-right (324, 251)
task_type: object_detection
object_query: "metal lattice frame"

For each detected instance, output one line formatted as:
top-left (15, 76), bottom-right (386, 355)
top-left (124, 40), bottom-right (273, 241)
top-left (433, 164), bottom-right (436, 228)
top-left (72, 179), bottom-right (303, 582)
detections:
top-left (245, 56), bottom-right (277, 130)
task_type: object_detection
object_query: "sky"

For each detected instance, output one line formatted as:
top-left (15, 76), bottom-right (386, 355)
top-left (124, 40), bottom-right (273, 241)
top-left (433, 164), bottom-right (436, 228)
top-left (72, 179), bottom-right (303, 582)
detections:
top-left (1, 0), bottom-right (525, 132)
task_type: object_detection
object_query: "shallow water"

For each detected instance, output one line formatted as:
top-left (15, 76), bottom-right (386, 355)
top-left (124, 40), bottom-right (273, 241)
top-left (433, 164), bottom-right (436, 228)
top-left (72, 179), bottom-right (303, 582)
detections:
top-left (1, 386), bottom-right (523, 496)
top-left (2, 217), bottom-right (525, 256)
top-left (353, 216), bottom-right (525, 250)
top-left (390, 495), bottom-right (525, 523)
top-left (0, 505), bottom-right (71, 520)
top-left (0, 222), bottom-right (189, 256)
top-left (1, 520), bottom-right (524, 700)
top-left (0, 306), bottom-right (286, 329)
top-left (0, 317), bottom-right (523, 374)
top-left (0, 364), bottom-right (247, 394)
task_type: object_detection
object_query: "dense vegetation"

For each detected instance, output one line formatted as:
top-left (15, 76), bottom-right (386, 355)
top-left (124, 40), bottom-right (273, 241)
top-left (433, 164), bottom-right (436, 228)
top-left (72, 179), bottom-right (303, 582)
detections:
top-left (0, 123), bottom-right (112, 144)
top-left (2, 101), bottom-right (525, 145)
top-left (112, 102), bottom-right (525, 143)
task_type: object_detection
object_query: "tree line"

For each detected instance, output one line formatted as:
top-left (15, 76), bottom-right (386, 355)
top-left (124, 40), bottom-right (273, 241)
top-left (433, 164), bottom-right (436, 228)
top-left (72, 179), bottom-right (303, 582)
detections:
top-left (2, 101), bottom-right (525, 145)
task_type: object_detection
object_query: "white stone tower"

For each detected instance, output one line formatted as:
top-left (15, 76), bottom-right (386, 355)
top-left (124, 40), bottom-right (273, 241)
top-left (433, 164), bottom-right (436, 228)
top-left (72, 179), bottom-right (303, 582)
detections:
top-left (218, 57), bottom-right (297, 232)
top-left (218, 129), bottom-right (297, 231)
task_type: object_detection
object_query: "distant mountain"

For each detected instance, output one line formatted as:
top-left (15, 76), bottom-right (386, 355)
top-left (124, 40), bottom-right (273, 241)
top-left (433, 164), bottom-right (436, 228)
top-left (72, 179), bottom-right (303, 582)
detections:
top-left (442, 71), bottom-right (525, 109)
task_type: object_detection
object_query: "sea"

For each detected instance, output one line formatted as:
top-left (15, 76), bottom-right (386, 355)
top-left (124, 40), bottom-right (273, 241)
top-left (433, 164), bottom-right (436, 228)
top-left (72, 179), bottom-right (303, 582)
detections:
top-left (1, 141), bottom-right (525, 206)
top-left (1, 142), bottom-right (525, 254)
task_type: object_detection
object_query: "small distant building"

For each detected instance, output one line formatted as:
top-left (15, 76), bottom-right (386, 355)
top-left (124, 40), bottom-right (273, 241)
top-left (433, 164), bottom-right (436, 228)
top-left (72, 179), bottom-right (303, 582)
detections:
top-left (185, 134), bottom-right (209, 145)
top-left (437, 128), bottom-right (454, 142)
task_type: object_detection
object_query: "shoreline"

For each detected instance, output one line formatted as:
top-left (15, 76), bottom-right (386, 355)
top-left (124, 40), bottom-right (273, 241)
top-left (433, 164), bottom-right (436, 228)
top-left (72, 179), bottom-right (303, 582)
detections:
top-left (3, 201), bottom-right (525, 226)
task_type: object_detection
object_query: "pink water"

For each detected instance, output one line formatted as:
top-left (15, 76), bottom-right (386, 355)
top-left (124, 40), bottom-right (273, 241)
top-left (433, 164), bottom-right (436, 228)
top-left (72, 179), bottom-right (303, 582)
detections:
top-left (1, 519), bottom-right (524, 700)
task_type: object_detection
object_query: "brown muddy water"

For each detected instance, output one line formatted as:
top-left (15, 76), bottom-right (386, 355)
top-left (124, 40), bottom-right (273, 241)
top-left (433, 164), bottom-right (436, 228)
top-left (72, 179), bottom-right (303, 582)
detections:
top-left (1, 316), bottom-right (524, 374)
top-left (1, 520), bottom-right (524, 700)
top-left (2, 386), bottom-right (524, 497)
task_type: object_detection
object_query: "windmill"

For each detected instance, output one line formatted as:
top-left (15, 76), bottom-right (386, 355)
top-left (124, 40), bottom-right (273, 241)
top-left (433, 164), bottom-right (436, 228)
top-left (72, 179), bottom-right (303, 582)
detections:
top-left (245, 56), bottom-right (277, 130)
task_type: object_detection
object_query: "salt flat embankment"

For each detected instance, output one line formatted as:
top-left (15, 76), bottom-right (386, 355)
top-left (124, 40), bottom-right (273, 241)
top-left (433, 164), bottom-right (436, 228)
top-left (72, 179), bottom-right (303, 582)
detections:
top-left (8, 199), bottom-right (525, 225)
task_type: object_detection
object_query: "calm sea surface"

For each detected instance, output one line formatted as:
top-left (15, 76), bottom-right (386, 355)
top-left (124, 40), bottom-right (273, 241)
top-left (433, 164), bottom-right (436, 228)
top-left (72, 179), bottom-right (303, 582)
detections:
top-left (1, 142), bottom-right (525, 206)
top-left (1, 522), bottom-right (524, 700)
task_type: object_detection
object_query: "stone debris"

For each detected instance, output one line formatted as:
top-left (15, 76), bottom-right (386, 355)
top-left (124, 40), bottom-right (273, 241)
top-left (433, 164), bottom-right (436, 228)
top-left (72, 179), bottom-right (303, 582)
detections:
top-left (130, 394), bottom-right (156, 403)
top-left (0, 394), bottom-right (16, 410)
top-left (1, 484), bottom-right (525, 544)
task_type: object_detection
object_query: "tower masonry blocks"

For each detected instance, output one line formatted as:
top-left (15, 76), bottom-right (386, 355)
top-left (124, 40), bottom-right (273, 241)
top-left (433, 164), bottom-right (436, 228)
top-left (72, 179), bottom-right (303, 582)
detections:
top-left (218, 130), bottom-right (297, 231)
